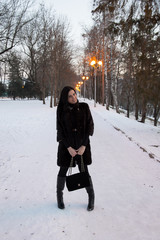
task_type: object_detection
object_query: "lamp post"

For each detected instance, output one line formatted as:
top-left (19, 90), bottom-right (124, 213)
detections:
top-left (82, 75), bottom-right (89, 100)
top-left (77, 81), bottom-right (83, 97)
top-left (90, 59), bottom-right (102, 107)
top-left (75, 83), bottom-right (81, 93)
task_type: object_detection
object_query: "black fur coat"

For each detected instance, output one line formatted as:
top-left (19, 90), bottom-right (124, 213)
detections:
top-left (57, 102), bottom-right (94, 167)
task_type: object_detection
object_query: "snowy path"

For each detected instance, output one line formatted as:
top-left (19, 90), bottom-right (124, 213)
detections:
top-left (0, 99), bottom-right (160, 240)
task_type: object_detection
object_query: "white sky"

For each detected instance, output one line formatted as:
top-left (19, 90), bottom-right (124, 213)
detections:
top-left (35, 0), bottom-right (94, 46)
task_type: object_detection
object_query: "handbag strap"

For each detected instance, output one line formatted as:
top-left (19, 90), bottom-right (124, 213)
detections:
top-left (80, 155), bottom-right (85, 172)
top-left (68, 155), bottom-right (85, 175)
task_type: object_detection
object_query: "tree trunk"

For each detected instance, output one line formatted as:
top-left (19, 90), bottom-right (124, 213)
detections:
top-left (135, 101), bottom-right (139, 120)
top-left (111, 78), bottom-right (120, 114)
top-left (50, 91), bottom-right (53, 108)
top-left (54, 70), bottom-right (58, 107)
top-left (102, 58), bottom-right (105, 106)
top-left (141, 98), bottom-right (146, 123)
top-left (127, 96), bottom-right (130, 118)
top-left (110, 39), bottom-right (120, 114)
top-left (50, 75), bottom-right (54, 108)
top-left (154, 115), bottom-right (158, 127)
top-left (104, 16), bottom-right (109, 110)
top-left (54, 89), bottom-right (57, 106)
top-left (153, 104), bottom-right (160, 127)
top-left (42, 86), bottom-right (45, 104)
top-left (102, 29), bottom-right (105, 106)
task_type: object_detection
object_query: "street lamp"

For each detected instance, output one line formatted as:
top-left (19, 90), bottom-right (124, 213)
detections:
top-left (82, 75), bottom-right (89, 100)
top-left (90, 59), bottom-right (102, 107)
top-left (77, 81), bottom-right (83, 96)
top-left (76, 81), bottom-right (83, 93)
top-left (75, 83), bottom-right (80, 92)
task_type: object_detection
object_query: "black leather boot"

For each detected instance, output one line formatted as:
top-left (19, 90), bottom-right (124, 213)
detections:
top-left (56, 176), bottom-right (65, 209)
top-left (86, 177), bottom-right (95, 211)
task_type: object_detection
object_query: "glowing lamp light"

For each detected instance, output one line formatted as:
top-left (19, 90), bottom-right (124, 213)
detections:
top-left (82, 76), bottom-right (89, 81)
top-left (98, 61), bottom-right (102, 66)
top-left (78, 81), bottom-right (83, 85)
top-left (75, 86), bottom-right (80, 92)
top-left (89, 58), bottom-right (102, 107)
top-left (90, 60), bottom-right (96, 66)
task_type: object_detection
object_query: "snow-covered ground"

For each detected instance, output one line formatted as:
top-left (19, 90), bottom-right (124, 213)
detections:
top-left (0, 98), bottom-right (160, 240)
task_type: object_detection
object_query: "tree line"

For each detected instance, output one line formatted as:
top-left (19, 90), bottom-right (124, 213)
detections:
top-left (0, 0), bottom-right (78, 107)
top-left (0, 0), bottom-right (159, 126)
top-left (81, 0), bottom-right (160, 126)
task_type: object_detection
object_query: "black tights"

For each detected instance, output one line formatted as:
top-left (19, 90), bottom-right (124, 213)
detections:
top-left (58, 164), bottom-right (89, 177)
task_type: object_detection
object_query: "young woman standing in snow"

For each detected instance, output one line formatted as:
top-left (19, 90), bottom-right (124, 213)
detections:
top-left (56, 86), bottom-right (95, 211)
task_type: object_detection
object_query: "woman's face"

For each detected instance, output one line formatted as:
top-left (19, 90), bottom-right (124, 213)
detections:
top-left (68, 90), bottom-right (77, 104)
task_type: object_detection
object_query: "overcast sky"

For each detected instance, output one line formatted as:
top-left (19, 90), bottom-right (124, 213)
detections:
top-left (35, 0), bottom-right (94, 47)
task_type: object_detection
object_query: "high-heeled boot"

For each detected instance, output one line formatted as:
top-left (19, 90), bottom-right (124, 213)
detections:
top-left (85, 177), bottom-right (95, 211)
top-left (56, 176), bottom-right (65, 209)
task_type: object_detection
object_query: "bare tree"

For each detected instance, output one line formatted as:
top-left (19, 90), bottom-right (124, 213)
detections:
top-left (0, 0), bottom-right (33, 56)
top-left (49, 17), bottom-right (75, 107)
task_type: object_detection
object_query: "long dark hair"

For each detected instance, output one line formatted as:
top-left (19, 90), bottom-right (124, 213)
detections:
top-left (57, 86), bottom-right (76, 119)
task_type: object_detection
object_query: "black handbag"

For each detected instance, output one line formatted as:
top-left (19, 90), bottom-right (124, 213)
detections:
top-left (66, 156), bottom-right (90, 192)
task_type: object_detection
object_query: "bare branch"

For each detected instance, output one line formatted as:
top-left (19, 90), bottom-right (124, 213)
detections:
top-left (0, 0), bottom-right (34, 56)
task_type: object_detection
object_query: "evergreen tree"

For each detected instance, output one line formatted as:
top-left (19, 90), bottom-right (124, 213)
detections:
top-left (8, 53), bottom-right (23, 100)
top-left (0, 82), bottom-right (7, 96)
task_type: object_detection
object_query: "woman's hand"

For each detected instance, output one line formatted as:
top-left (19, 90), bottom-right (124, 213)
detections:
top-left (77, 145), bottom-right (86, 155)
top-left (67, 147), bottom-right (77, 157)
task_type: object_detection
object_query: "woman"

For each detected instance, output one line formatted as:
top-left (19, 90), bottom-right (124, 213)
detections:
top-left (56, 86), bottom-right (95, 211)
